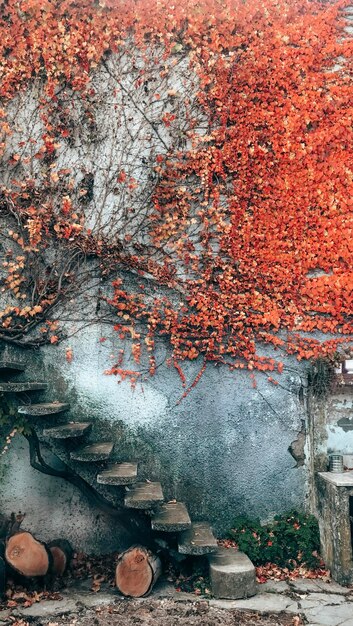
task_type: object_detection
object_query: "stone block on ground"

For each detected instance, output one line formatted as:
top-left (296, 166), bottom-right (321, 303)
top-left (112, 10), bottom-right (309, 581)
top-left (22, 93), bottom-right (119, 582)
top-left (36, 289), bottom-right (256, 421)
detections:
top-left (208, 548), bottom-right (257, 599)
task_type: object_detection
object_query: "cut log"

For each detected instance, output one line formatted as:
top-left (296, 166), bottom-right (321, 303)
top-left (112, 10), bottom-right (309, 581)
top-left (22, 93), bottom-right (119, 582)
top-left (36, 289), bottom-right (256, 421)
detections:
top-left (5, 531), bottom-right (51, 577)
top-left (115, 545), bottom-right (162, 597)
top-left (47, 539), bottom-right (73, 576)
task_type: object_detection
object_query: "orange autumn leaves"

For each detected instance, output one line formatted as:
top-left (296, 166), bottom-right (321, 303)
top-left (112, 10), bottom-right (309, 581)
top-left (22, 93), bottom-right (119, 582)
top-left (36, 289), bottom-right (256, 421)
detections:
top-left (108, 0), bottom-right (353, 374)
top-left (1, 0), bottom-right (353, 378)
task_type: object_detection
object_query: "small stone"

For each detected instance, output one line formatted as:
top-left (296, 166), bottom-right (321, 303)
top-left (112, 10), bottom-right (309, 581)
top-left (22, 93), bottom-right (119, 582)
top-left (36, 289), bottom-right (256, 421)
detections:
top-left (12, 599), bottom-right (78, 618)
top-left (209, 548), bottom-right (257, 600)
top-left (0, 609), bottom-right (11, 623)
top-left (304, 602), bottom-right (353, 626)
top-left (260, 580), bottom-right (290, 594)
top-left (210, 594), bottom-right (298, 613)
top-left (290, 578), bottom-right (352, 596)
top-left (313, 580), bottom-right (352, 595)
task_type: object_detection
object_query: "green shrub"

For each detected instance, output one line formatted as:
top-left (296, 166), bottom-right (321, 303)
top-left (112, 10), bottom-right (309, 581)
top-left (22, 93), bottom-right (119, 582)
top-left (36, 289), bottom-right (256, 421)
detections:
top-left (228, 510), bottom-right (321, 569)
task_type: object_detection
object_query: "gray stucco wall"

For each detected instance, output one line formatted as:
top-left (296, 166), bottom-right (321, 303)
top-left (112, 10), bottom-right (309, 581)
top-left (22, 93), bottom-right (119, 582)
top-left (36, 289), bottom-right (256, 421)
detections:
top-left (0, 437), bottom-right (131, 553)
top-left (0, 323), bottom-right (309, 553)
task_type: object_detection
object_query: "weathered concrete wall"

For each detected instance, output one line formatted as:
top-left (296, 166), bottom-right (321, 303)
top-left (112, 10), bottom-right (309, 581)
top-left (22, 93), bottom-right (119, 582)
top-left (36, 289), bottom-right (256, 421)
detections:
top-left (0, 43), bottom-right (316, 553)
top-left (309, 384), bottom-right (353, 474)
top-left (0, 323), bottom-right (310, 553)
top-left (316, 473), bottom-right (353, 586)
top-left (0, 436), bottom-right (131, 553)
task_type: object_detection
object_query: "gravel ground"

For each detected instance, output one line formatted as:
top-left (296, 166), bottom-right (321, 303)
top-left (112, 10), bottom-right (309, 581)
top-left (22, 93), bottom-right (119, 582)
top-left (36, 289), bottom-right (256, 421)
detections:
top-left (24, 598), bottom-right (302, 626)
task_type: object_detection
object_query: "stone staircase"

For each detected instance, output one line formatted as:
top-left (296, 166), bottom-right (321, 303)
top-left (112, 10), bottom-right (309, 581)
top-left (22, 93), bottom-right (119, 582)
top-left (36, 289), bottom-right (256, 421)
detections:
top-left (0, 356), bottom-right (219, 559)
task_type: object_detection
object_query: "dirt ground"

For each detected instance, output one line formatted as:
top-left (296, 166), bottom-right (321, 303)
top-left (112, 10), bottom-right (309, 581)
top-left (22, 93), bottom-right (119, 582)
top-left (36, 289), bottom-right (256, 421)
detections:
top-left (25, 598), bottom-right (302, 626)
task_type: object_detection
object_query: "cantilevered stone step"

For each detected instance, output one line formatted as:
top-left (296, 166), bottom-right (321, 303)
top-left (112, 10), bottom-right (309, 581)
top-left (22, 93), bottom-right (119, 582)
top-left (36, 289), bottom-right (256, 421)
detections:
top-left (43, 422), bottom-right (92, 439)
top-left (0, 382), bottom-right (48, 393)
top-left (178, 522), bottom-right (218, 555)
top-left (97, 463), bottom-right (138, 486)
top-left (70, 442), bottom-right (114, 462)
top-left (151, 502), bottom-right (191, 532)
top-left (0, 360), bottom-right (25, 372)
top-left (18, 402), bottom-right (70, 416)
top-left (124, 482), bottom-right (164, 509)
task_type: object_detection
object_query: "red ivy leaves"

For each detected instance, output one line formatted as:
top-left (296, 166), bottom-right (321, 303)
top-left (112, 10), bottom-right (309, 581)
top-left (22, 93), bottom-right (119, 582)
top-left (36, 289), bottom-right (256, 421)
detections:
top-left (1, 0), bottom-right (353, 383)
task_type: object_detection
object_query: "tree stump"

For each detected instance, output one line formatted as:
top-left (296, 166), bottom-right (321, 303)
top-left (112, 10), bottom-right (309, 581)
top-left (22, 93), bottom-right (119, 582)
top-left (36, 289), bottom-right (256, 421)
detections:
top-left (115, 545), bottom-right (162, 597)
top-left (5, 531), bottom-right (51, 577)
top-left (47, 539), bottom-right (73, 576)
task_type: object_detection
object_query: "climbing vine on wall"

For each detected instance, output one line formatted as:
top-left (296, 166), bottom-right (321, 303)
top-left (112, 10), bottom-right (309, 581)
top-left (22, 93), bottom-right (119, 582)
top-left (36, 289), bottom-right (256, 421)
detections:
top-left (1, 0), bottom-right (353, 386)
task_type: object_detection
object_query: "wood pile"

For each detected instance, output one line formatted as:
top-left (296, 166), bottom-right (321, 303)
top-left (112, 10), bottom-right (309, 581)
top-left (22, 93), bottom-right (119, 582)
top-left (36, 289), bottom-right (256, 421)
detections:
top-left (0, 513), bottom-right (162, 598)
top-left (0, 513), bottom-right (72, 594)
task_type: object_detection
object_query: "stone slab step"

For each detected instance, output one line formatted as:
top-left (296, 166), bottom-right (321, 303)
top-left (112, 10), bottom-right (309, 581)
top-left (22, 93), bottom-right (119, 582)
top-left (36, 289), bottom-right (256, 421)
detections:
top-left (0, 382), bottom-right (48, 393)
top-left (151, 502), bottom-right (191, 532)
top-left (0, 360), bottom-right (25, 372)
top-left (43, 422), bottom-right (92, 439)
top-left (97, 463), bottom-right (138, 485)
top-left (70, 442), bottom-right (114, 462)
top-left (208, 548), bottom-right (257, 599)
top-left (124, 482), bottom-right (164, 509)
top-left (18, 402), bottom-right (70, 416)
top-left (178, 522), bottom-right (218, 555)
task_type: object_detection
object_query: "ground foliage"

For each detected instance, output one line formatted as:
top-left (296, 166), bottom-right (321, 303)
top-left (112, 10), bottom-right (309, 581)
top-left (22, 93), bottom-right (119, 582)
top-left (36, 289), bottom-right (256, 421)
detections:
top-left (227, 511), bottom-right (322, 570)
top-left (1, 0), bottom-right (353, 386)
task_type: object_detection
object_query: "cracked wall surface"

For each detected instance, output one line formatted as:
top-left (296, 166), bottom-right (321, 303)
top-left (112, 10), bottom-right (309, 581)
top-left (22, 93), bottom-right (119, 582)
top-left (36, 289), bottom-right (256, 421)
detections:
top-left (0, 321), bottom-right (311, 552)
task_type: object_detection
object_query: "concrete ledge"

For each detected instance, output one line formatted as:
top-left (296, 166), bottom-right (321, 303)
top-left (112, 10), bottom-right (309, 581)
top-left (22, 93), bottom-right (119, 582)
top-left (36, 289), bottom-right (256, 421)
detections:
top-left (318, 471), bottom-right (353, 487)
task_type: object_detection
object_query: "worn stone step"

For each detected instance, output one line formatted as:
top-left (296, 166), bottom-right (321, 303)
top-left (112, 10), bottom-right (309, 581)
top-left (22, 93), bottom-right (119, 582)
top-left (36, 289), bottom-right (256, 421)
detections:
top-left (97, 463), bottom-right (138, 486)
top-left (70, 442), bottom-right (114, 462)
top-left (178, 522), bottom-right (218, 555)
top-left (18, 402), bottom-right (70, 416)
top-left (151, 502), bottom-right (191, 532)
top-left (43, 422), bottom-right (92, 439)
top-left (208, 548), bottom-right (257, 599)
top-left (0, 382), bottom-right (48, 393)
top-left (0, 360), bottom-right (25, 372)
top-left (124, 482), bottom-right (164, 509)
